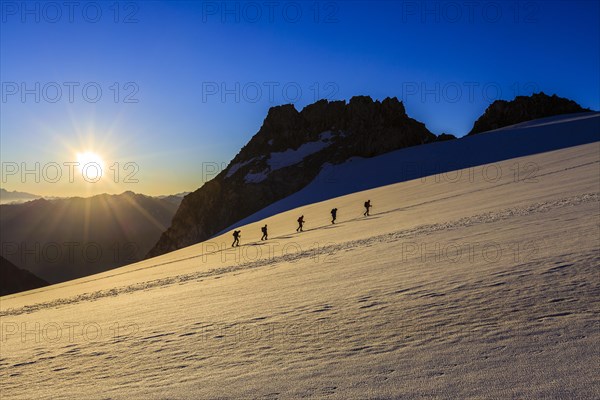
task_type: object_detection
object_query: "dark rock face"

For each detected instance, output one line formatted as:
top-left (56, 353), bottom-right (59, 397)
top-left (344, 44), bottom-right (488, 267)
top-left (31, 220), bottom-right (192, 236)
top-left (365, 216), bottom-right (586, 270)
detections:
top-left (1, 256), bottom-right (49, 296)
top-left (147, 96), bottom-right (435, 257)
top-left (468, 92), bottom-right (591, 135)
top-left (435, 133), bottom-right (457, 142)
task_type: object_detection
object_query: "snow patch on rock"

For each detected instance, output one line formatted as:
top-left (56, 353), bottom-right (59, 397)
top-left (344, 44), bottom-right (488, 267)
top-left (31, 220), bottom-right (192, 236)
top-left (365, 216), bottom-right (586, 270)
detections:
top-left (268, 131), bottom-right (334, 171)
top-left (243, 131), bottom-right (335, 183)
top-left (244, 170), bottom-right (269, 183)
top-left (226, 158), bottom-right (256, 178)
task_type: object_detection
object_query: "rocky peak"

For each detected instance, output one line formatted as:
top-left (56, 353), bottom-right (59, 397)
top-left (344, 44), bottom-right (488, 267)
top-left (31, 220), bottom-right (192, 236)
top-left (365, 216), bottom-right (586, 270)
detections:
top-left (468, 92), bottom-right (591, 135)
top-left (260, 104), bottom-right (304, 139)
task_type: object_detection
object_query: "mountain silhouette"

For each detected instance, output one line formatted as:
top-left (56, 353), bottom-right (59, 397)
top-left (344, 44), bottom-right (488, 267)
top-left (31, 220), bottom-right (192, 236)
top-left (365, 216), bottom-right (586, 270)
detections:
top-left (468, 92), bottom-right (590, 135)
top-left (0, 191), bottom-right (178, 283)
top-left (0, 255), bottom-right (49, 296)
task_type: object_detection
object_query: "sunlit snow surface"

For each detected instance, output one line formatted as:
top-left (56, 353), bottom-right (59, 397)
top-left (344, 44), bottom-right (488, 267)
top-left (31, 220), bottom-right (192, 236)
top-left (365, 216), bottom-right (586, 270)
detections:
top-left (1, 114), bottom-right (599, 399)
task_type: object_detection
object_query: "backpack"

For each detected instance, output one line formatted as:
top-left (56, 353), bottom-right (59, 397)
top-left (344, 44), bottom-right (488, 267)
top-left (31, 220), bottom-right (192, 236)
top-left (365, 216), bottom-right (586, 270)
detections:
top-left (364, 201), bottom-right (369, 208)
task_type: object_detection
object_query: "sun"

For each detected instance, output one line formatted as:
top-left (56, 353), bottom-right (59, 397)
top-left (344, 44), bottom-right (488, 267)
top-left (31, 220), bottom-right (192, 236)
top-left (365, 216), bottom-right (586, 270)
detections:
top-left (76, 151), bottom-right (105, 176)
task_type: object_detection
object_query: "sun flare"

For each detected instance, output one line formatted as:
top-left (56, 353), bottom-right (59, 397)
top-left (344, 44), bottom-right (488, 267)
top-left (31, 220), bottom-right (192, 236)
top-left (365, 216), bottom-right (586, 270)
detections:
top-left (76, 151), bottom-right (105, 173)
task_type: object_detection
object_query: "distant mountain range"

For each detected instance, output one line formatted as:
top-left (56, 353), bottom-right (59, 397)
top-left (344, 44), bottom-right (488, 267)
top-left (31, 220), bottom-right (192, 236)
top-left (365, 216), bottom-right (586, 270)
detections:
top-left (148, 92), bottom-right (592, 258)
top-left (156, 192), bottom-right (191, 207)
top-left (0, 188), bottom-right (42, 204)
top-left (0, 191), bottom-right (179, 284)
top-left (0, 188), bottom-right (190, 206)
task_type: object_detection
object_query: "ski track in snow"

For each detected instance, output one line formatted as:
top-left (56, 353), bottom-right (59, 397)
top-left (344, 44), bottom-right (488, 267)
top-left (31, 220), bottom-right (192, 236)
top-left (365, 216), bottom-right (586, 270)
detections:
top-left (2, 192), bottom-right (597, 318)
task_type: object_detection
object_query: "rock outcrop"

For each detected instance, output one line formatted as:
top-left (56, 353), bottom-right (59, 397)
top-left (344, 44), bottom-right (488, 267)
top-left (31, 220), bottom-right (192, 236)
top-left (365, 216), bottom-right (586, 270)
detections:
top-left (435, 133), bottom-right (457, 142)
top-left (468, 92), bottom-right (591, 135)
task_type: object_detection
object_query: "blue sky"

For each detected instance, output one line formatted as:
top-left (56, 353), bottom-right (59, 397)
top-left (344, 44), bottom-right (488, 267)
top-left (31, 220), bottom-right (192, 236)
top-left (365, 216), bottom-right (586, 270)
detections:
top-left (1, 0), bottom-right (598, 196)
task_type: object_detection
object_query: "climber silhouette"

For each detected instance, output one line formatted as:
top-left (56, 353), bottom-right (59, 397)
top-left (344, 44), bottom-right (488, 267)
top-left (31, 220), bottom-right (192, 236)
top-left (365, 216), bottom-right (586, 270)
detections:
top-left (296, 215), bottom-right (305, 232)
top-left (261, 224), bottom-right (268, 240)
top-left (331, 208), bottom-right (338, 224)
top-left (232, 230), bottom-right (241, 247)
top-left (364, 200), bottom-right (372, 216)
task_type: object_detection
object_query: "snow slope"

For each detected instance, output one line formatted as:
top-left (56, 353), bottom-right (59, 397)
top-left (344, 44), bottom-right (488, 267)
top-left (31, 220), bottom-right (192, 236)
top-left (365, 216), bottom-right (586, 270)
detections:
top-left (222, 112), bottom-right (599, 231)
top-left (0, 115), bottom-right (599, 399)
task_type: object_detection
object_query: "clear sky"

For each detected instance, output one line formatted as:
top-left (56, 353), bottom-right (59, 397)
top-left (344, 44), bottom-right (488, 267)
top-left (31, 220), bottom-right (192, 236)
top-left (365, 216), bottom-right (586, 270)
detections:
top-left (1, 0), bottom-right (598, 197)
